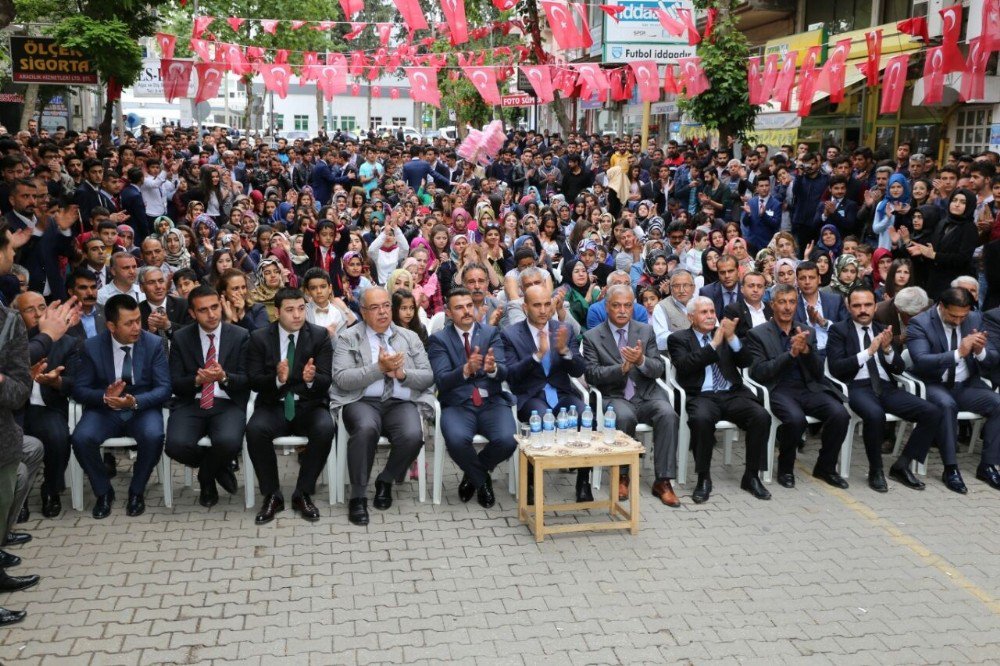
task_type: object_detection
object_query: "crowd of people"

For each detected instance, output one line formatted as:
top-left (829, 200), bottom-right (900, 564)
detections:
top-left (1, 122), bottom-right (1000, 626)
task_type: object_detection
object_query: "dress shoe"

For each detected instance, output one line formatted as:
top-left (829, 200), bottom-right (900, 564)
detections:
top-left (618, 475), bottom-right (630, 502)
top-left (254, 494), bottom-right (285, 525)
top-left (575, 473), bottom-right (594, 503)
top-left (126, 493), bottom-right (145, 517)
top-left (228, 458), bottom-right (239, 473)
top-left (692, 475), bottom-right (712, 504)
top-left (292, 494), bottom-right (320, 522)
top-left (889, 464), bottom-right (925, 490)
top-left (41, 492), bottom-right (61, 518)
top-left (942, 468), bottom-right (968, 494)
top-left (776, 472), bottom-right (795, 488)
top-left (198, 485), bottom-right (219, 508)
top-left (0, 572), bottom-right (39, 593)
top-left (651, 478), bottom-right (680, 507)
top-left (458, 475), bottom-right (475, 503)
top-left (91, 491), bottom-right (115, 520)
top-left (104, 451), bottom-right (117, 478)
top-left (348, 498), bottom-right (369, 526)
top-left (0, 608), bottom-right (26, 627)
top-left (215, 466), bottom-right (238, 495)
top-left (975, 464), bottom-right (1000, 490)
top-left (812, 468), bottom-right (849, 489)
top-left (373, 480), bottom-right (393, 510)
top-left (740, 474), bottom-right (771, 500)
top-left (868, 469), bottom-right (888, 493)
top-left (0, 550), bottom-right (21, 568)
top-left (16, 504), bottom-right (28, 524)
top-left (477, 476), bottom-right (496, 508)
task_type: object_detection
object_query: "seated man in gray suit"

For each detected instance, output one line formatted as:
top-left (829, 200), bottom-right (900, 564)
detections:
top-left (652, 268), bottom-right (695, 350)
top-left (583, 284), bottom-right (680, 507)
top-left (330, 286), bottom-right (434, 526)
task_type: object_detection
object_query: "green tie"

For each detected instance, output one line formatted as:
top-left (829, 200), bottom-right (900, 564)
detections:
top-left (284, 333), bottom-right (296, 421)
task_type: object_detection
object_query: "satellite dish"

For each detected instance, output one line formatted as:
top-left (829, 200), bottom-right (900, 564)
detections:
top-left (126, 112), bottom-right (141, 129)
top-left (194, 101), bottom-right (212, 123)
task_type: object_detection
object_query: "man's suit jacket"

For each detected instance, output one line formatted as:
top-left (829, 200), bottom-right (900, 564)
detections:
top-left (402, 158), bottom-right (450, 192)
top-left (329, 323), bottom-right (435, 408)
top-left (813, 197), bottom-right (860, 236)
top-left (826, 319), bottom-right (905, 386)
top-left (700, 281), bottom-right (743, 321)
top-left (246, 322), bottom-right (333, 413)
top-left (795, 291), bottom-right (847, 328)
top-left (746, 320), bottom-right (841, 398)
top-left (723, 299), bottom-right (773, 340)
top-left (73, 182), bottom-right (114, 226)
top-left (25, 327), bottom-right (79, 415)
top-left (71, 330), bottom-right (171, 414)
top-left (140, 296), bottom-right (191, 337)
top-left (309, 159), bottom-right (336, 205)
top-left (119, 184), bottom-right (147, 237)
top-left (169, 322), bottom-right (250, 409)
top-left (667, 327), bottom-right (751, 396)
top-left (582, 320), bottom-right (669, 402)
top-left (0, 307), bottom-right (30, 468)
top-left (740, 196), bottom-right (783, 250)
top-left (499, 319), bottom-right (586, 413)
top-left (984, 307), bottom-right (1000, 387)
top-left (906, 307), bottom-right (999, 388)
top-left (6, 211), bottom-right (74, 300)
top-left (68, 309), bottom-right (106, 340)
top-left (427, 323), bottom-right (511, 408)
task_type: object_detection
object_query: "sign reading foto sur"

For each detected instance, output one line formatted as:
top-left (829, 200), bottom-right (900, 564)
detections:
top-left (9, 36), bottom-right (98, 84)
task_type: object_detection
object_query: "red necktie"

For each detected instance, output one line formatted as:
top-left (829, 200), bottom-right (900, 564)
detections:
top-left (463, 331), bottom-right (483, 407)
top-left (200, 333), bottom-right (216, 410)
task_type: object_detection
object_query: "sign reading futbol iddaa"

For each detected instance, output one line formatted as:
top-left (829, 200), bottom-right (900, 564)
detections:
top-left (604, 44), bottom-right (696, 63)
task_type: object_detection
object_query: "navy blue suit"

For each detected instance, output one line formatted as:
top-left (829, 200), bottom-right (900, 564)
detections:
top-left (309, 159), bottom-right (338, 206)
top-left (6, 210), bottom-right (74, 300)
top-left (813, 197), bottom-right (860, 237)
top-left (70, 330), bottom-right (172, 497)
top-left (700, 281), bottom-right (743, 320)
top-left (119, 184), bottom-right (148, 241)
top-left (740, 195), bottom-right (782, 251)
top-left (428, 323), bottom-right (516, 487)
top-left (402, 158), bottom-right (451, 193)
top-left (73, 181), bottom-right (114, 230)
top-left (499, 320), bottom-right (586, 421)
top-left (795, 292), bottom-right (848, 334)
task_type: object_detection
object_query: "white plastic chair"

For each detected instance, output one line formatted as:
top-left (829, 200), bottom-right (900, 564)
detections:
top-left (333, 406), bottom-right (427, 504)
top-left (428, 311), bottom-right (447, 335)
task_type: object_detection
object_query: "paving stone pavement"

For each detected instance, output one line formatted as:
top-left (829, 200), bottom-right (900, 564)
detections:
top-left (1, 437), bottom-right (999, 665)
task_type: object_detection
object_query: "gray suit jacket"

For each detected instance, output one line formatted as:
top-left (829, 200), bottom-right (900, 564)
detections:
top-left (746, 320), bottom-right (841, 398)
top-left (582, 319), bottom-right (669, 402)
top-left (329, 322), bottom-right (435, 408)
top-left (0, 307), bottom-right (31, 468)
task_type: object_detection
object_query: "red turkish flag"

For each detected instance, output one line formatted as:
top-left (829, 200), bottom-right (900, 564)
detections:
top-left (747, 56), bottom-right (764, 105)
top-left (880, 53), bottom-right (909, 114)
top-left (189, 38), bottom-right (212, 62)
top-left (961, 37), bottom-right (990, 102)
top-left (194, 62), bottom-right (224, 104)
top-left (260, 63), bottom-right (292, 99)
top-left (377, 23), bottom-right (392, 46)
top-left (274, 49), bottom-right (289, 65)
top-left (939, 5), bottom-right (965, 73)
top-left (349, 52), bottom-right (367, 76)
top-left (160, 59), bottom-right (193, 102)
top-left (922, 46), bottom-right (946, 105)
top-left (675, 8), bottom-right (700, 45)
top-left (192, 16), bottom-right (214, 40)
top-left (313, 21), bottom-right (335, 31)
top-left (393, 0), bottom-right (429, 32)
top-left (761, 53), bottom-right (779, 98)
top-left (678, 57), bottom-right (709, 97)
top-left (345, 22), bottom-right (365, 39)
top-left (629, 61), bottom-right (660, 103)
top-left (371, 85), bottom-right (381, 98)
top-left (653, 8), bottom-right (685, 37)
top-left (983, 0), bottom-right (1000, 53)
top-left (774, 50), bottom-right (797, 110)
top-left (291, 20), bottom-right (307, 30)
top-left (493, 0), bottom-right (517, 9)
top-left (463, 66), bottom-right (501, 105)
top-left (389, 88), bottom-right (400, 100)
top-left (611, 68), bottom-right (635, 102)
top-left (221, 43), bottom-right (252, 76)
top-left (599, 5), bottom-right (625, 22)
top-left (521, 65), bottom-right (555, 103)
top-left (261, 20), bottom-right (279, 35)
top-left (407, 66), bottom-right (442, 107)
top-left (663, 65), bottom-right (679, 95)
top-left (340, 0), bottom-right (364, 18)
top-left (896, 17), bottom-right (928, 43)
top-left (541, 1), bottom-right (592, 50)
top-left (245, 46), bottom-right (265, 62)
top-left (351, 83), bottom-right (361, 95)
top-left (796, 46), bottom-right (823, 117)
top-left (819, 38), bottom-right (851, 103)
top-left (155, 33), bottom-right (176, 60)
top-left (441, 0), bottom-right (470, 45)
top-left (574, 63), bottom-right (610, 102)
top-left (703, 8), bottom-right (717, 41)
top-left (553, 68), bottom-right (578, 97)
top-left (226, 17), bottom-right (245, 32)
top-left (864, 29), bottom-right (883, 87)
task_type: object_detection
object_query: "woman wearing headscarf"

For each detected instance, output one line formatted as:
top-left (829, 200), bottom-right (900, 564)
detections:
top-left (916, 188), bottom-right (981, 300)
top-left (636, 249), bottom-right (672, 295)
top-left (701, 248), bottom-right (721, 285)
top-left (560, 259), bottom-right (601, 327)
top-left (872, 173), bottom-right (913, 250)
top-left (822, 254), bottom-right (861, 297)
top-left (249, 257), bottom-right (284, 322)
top-left (816, 223), bottom-right (843, 259)
top-left (163, 227), bottom-right (192, 271)
top-left (869, 247), bottom-right (893, 290)
top-left (576, 239), bottom-right (612, 287)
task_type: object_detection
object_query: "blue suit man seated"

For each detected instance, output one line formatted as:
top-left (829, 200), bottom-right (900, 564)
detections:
top-left (71, 295), bottom-right (171, 519)
top-left (428, 287), bottom-right (516, 508)
top-left (794, 260), bottom-right (848, 359)
top-left (740, 178), bottom-right (782, 252)
top-left (499, 284), bottom-right (590, 502)
top-left (699, 255), bottom-right (743, 319)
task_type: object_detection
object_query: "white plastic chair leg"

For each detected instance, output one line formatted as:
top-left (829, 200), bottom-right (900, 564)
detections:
top-left (722, 430), bottom-right (735, 467)
top-left (242, 441), bottom-right (255, 509)
top-left (507, 454), bottom-right (517, 497)
top-left (763, 420), bottom-right (777, 484)
top-left (592, 465), bottom-right (603, 491)
top-left (432, 429), bottom-right (445, 505)
top-left (969, 420), bottom-right (984, 455)
top-left (184, 467), bottom-right (193, 488)
top-left (70, 451), bottom-right (84, 511)
top-left (676, 424), bottom-right (690, 486)
top-left (417, 446), bottom-right (427, 503)
top-left (334, 420), bottom-right (347, 504)
top-left (161, 455), bottom-right (173, 508)
top-left (837, 418), bottom-right (857, 480)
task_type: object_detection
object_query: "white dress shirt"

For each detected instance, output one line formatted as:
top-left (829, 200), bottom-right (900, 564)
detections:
top-left (97, 281), bottom-right (145, 306)
top-left (308, 303), bottom-right (346, 332)
top-left (112, 339), bottom-right (134, 382)
top-left (197, 325), bottom-right (229, 401)
top-left (362, 326), bottom-right (411, 401)
top-left (853, 322), bottom-right (892, 382)
top-left (746, 301), bottom-right (768, 329)
top-left (938, 312), bottom-right (987, 383)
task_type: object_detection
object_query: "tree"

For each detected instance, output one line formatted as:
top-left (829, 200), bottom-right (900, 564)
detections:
top-left (677, 0), bottom-right (756, 144)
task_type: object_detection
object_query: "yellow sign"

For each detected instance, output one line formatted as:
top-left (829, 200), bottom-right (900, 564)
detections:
top-left (764, 29), bottom-right (826, 67)
top-left (833, 22), bottom-right (923, 60)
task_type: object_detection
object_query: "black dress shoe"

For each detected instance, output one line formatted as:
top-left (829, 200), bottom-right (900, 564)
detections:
top-left (0, 572), bottom-right (39, 593)
top-left (292, 494), bottom-right (320, 522)
top-left (0, 550), bottom-right (21, 568)
top-left (813, 468), bottom-right (849, 489)
top-left (889, 464), bottom-right (926, 490)
top-left (215, 466), bottom-right (238, 495)
top-left (16, 504), bottom-right (28, 524)
top-left (92, 491), bottom-right (114, 520)
top-left (776, 472), bottom-right (795, 488)
top-left (41, 492), bottom-right (61, 518)
top-left (477, 476), bottom-right (496, 508)
top-left (575, 471), bottom-right (593, 503)
top-left (255, 494), bottom-right (285, 525)
top-left (228, 458), bottom-right (239, 473)
top-left (868, 469), bottom-right (888, 493)
top-left (373, 480), bottom-right (393, 510)
top-left (126, 493), bottom-right (145, 517)
top-left (0, 608), bottom-right (26, 626)
top-left (942, 468), bottom-right (968, 494)
top-left (348, 498), bottom-right (369, 526)
top-left (104, 451), bottom-right (117, 478)
top-left (740, 474), bottom-right (771, 500)
top-left (458, 475), bottom-right (475, 503)
top-left (692, 476), bottom-right (712, 504)
top-left (199, 486), bottom-right (219, 508)
top-left (975, 464), bottom-right (1000, 490)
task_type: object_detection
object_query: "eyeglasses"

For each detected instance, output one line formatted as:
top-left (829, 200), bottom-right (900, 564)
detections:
top-left (364, 303), bottom-right (392, 312)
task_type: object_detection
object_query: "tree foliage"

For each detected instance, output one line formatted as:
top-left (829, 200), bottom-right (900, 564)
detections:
top-left (677, 0), bottom-right (756, 143)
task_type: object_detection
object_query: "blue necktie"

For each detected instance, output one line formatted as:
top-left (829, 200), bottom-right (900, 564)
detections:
top-left (703, 334), bottom-right (730, 392)
top-left (539, 332), bottom-right (559, 408)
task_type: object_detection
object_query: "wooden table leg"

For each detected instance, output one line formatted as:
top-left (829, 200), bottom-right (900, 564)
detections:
top-left (609, 464), bottom-right (620, 519)
top-left (533, 457), bottom-right (544, 542)
top-left (517, 449), bottom-right (528, 524)
top-left (629, 456), bottom-right (639, 535)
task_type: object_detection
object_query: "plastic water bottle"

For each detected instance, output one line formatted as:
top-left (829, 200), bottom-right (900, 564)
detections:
top-left (603, 405), bottom-right (617, 444)
top-left (568, 405), bottom-right (578, 431)
top-left (581, 405), bottom-right (594, 431)
top-left (556, 408), bottom-right (568, 443)
top-left (542, 409), bottom-right (555, 445)
top-left (529, 410), bottom-right (542, 434)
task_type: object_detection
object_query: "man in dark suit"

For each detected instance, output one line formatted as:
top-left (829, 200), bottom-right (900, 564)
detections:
top-left (794, 260), bottom-right (848, 358)
top-left (245, 287), bottom-right (334, 524)
top-left (6, 183), bottom-right (76, 301)
top-left (66, 270), bottom-right (105, 340)
top-left (906, 287), bottom-right (1000, 493)
top-left (583, 284), bottom-right (680, 506)
top-left (827, 286), bottom-right (941, 492)
top-left (747, 283), bottom-right (851, 489)
top-left (73, 159), bottom-right (115, 224)
top-left (740, 178), bottom-right (782, 252)
top-left (813, 175), bottom-right (860, 237)
top-left (138, 266), bottom-right (190, 341)
top-left (309, 147), bottom-right (346, 206)
top-left (699, 254), bottom-right (742, 318)
top-left (428, 287), bottom-right (516, 508)
top-left (668, 296), bottom-right (771, 502)
top-left (402, 145), bottom-right (452, 193)
top-left (165, 286), bottom-right (249, 508)
top-left (724, 271), bottom-right (772, 340)
top-left (70, 295), bottom-right (172, 519)
top-left (984, 306), bottom-right (1000, 388)
top-left (500, 284), bottom-right (589, 502)
top-left (120, 168), bottom-right (148, 241)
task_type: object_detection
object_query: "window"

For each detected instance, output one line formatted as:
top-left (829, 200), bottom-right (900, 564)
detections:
top-left (391, 117), bottom-right (407, 127)
top-left (294, 115), bottom-right (309, 131)
top-left (881, 0), bottom-right (910, 24)
top-left (952, 108), bottom-right (994, 156)
top-left (370, 116), bottom-right (383, 128)
top-left (339, 116), bottom-right (356, 131)
top-left (805, 0), bottom-right (872, 34)
top-left (272, 114), bottom-right (284, 131)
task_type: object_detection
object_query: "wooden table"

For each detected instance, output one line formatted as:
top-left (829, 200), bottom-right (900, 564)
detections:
top-left (517, 432), bottom-right (643, 542)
